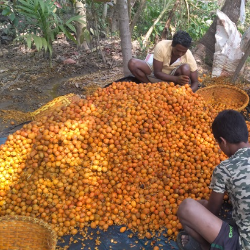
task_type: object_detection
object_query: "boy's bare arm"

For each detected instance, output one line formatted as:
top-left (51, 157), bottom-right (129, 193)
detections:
top-left (206, 191), bottom-right (224, 215)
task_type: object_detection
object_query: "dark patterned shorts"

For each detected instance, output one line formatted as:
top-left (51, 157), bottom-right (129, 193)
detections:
top-left (211, 221), bottom-right (241, 250)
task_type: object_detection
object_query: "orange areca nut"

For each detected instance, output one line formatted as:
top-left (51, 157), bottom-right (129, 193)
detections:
top-left (0, 82), bottom-right (234, 241)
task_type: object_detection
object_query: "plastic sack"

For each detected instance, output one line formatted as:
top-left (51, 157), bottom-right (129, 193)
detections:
top-left (145, 54), bottom-right (154, 64)
top-left (212, 10), bottom-right (244, 77)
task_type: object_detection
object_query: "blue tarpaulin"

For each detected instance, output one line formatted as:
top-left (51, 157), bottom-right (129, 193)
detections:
top-left (0, 137), bottom-right (7, 145)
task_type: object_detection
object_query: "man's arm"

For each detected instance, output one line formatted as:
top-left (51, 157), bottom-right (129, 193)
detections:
top-left (190, 70), bottom-right (199, 92)
top-left (153, 59), bottom-right (190, 85)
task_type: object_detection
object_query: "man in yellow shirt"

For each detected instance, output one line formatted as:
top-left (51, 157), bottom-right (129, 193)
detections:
top-left (128, 30), bottom-right (199, 92)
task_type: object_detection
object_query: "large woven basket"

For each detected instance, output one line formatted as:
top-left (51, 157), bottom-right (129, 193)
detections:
top-left (196, 85), bottom-right (249, 112)
top-left (0, 216), bottom-right (57, 250)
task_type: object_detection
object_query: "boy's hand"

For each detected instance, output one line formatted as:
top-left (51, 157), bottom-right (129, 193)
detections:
top-left (176, 75), bottom-right (190, 85)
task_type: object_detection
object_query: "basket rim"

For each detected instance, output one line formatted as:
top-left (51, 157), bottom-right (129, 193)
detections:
top-left (196, 84), bottom-right (249, 112)
top-left (197, 84), bottom-right (248, 94)
top-left (0, 215), bottom-right (57, 249)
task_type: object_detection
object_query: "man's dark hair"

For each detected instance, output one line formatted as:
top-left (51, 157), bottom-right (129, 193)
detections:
top-left (172, 30), bottom-right (192, 48)
top-left (212, 110), bottom-right (248, 143)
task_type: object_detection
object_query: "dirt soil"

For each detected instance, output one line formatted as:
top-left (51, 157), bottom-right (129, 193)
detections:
top-left (1, 38), bottom-right (247, 137)
top-left (0, 38), bottom-right (130, 136)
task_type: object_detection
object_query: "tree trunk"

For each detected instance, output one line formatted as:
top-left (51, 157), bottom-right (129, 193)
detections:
top-left (75, 1), bottom-right (89, 50)
top-left (232, 40), bottom-right (250, 82)
top-left (111, 1), bottom-right (120, 33)
top-left (127, 0), bottom-right (131, 20)
top-left (217, 0), bottom-right (225, 6)
top-left (129, 0), bottom-right (146, 35)
top-left (117, 0), bottom-right (132, 76)
top-left (198, 0), bottom-right (242, 64)
top-left (161, 0), bottom-right (180, 39)
top-left (102, 3), bottom-right (108, 21)
top-left (142, 0), bottom-right (174, 48)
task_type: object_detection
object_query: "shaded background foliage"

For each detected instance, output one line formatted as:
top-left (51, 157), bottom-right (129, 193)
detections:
top-left (1, 0), bottom-right (250, 64)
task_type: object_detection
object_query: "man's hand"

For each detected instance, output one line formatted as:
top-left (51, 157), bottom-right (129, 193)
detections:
top-left (176, 75), bottom-right (190, 85)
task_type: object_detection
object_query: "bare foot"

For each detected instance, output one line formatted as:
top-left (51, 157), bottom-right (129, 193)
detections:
top-left (181, 234), bottom-right (210, 250)
top-left (181, 234), bottom-right (189, 247)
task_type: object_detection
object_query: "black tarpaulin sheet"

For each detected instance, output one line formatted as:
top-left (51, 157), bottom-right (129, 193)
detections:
top-left (56, 202), bottom-right (233, 250)
top-left (57, 226), bottom-right (178, 250)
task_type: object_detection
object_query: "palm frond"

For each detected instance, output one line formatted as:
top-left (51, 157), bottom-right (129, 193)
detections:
top-left (26, 34), bottom-right (32, 49)
top-left (39, 0), bottom-right (45, 14)
top-left (15, 0), bottom-right (84, 67)
top-left (33, 35), bottom-right (43, 51)
top-left (41, 37), bottom-right (48, 51)
top-left (66, 15), bottom-right (85, 25)
top-left (65, 23), bottom-right (76, 33)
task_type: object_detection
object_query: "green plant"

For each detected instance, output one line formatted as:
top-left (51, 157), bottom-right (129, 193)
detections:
top-left (131, 0), bottom-right (218, 45)
top-left (1, 0), bottom-right (20, 38)
top-left (131, 0), bottom-right (165, 42)
top-left (171, 0), bottom-right (218, 42)
top-left (185, 0), bottom-right (218, 41)
top-left (14, 0), bottom-right (84, 67)
top-left (1, 0), bottom-right (16, 23)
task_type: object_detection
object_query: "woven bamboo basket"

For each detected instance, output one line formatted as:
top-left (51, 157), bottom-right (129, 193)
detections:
top-left (0, 216), bottom-right (57, 250)
top-left (196, 85), bottom-right (249, 112)
top-left (30, 93), bottom-right (81, 121)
